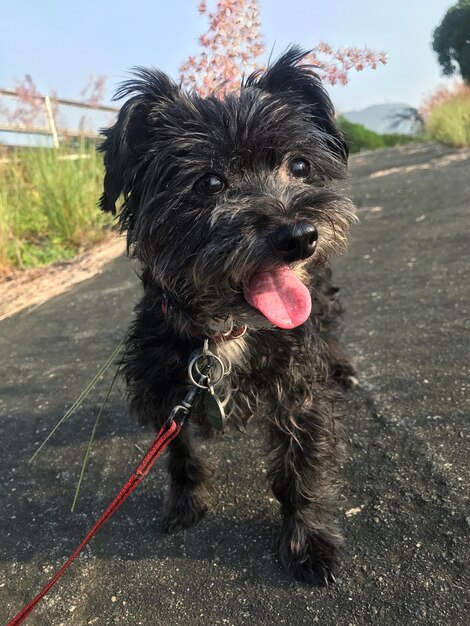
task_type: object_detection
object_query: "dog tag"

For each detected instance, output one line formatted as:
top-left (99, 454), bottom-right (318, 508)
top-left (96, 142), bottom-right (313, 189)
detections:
top-left (205, 390), bottom-right (225, 431)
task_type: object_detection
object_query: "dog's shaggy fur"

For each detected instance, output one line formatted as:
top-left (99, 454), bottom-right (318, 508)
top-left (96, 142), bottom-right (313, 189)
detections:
top-left (99, 47), bottom-right (357, 584)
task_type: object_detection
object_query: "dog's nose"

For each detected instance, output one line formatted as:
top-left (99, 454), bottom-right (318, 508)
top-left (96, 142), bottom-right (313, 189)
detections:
top-left (270, 221), bottom-right (318, 262)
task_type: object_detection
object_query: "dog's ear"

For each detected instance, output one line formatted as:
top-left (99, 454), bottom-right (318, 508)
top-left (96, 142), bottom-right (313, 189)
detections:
top-left (246, 46), bottom-right (348, 165)
top-left (98, 69), bottom-right (179, 215)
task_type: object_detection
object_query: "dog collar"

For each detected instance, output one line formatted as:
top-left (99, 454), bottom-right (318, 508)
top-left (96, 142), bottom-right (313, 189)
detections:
top-left (161, 296), bottom-right (247, 344)
top-left (207, 324), bottom-right (248, 344)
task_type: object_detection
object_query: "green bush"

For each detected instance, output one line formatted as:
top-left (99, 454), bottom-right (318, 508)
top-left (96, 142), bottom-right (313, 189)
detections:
top-left (337, 116), bottom-right (412, 153)
top-left (424, 94), bottom-right (470, 147)
top-left (0, 142), bottom-right (114, 271)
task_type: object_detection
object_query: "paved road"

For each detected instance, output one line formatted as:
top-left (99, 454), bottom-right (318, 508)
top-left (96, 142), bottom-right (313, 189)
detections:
top-left (1, 143), bottom-right (469, 625)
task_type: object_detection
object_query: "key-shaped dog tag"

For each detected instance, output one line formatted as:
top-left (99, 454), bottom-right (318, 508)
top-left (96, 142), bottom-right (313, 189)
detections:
top-left (205, 387), bottom-right (225, 431)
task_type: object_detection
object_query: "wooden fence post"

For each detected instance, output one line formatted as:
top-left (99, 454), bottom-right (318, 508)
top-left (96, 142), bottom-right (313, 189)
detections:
top-left (44, 95), bottom-right (59, 149)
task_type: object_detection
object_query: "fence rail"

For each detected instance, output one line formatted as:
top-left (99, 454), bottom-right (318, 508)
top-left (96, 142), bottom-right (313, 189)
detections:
top-left (0, 88), bottom-right (118, 146)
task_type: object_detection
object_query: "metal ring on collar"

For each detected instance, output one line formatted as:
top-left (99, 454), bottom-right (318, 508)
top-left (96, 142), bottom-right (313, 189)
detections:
top-left (188, 353), bottom-right (225, 388)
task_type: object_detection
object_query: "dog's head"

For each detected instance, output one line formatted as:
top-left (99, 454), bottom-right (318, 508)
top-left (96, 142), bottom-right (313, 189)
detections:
top-left (99, 47), bottom-right (355, 333)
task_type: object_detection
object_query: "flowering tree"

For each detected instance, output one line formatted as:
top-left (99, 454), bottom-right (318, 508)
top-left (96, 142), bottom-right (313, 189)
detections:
top-left (77, 75), bottom-right (108, 133)
top-left (0, 73), bottom-right (108, 136)
top-left (0, 75), bottom-right (46, 128)
top-left (79, 75), bottom-right (108, 106)
top-left (180, 0), bottom-right (387, 96)
top-left (1, 1), bottom-right (387, 133)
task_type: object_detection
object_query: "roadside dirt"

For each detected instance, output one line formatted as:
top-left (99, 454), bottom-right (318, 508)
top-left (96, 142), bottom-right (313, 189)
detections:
top-left (0, 235), bottom-right (126, 321)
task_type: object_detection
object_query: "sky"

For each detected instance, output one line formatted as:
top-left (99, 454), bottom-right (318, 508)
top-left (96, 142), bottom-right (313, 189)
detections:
top-left (0, 0), bottom-right (456, 117)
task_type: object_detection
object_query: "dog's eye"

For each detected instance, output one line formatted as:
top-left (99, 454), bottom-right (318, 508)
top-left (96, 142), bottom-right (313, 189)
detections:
top-left (289, 159), bottom-right (311, 179)
top-left (195, 174), bottom-right (225, 195)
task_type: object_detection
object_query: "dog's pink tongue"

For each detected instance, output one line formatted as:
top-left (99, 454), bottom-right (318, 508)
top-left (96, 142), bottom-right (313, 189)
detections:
top-left (243, 266), bottom-right (312, 329)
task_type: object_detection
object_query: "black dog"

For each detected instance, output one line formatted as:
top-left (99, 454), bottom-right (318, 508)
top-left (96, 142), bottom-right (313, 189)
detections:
top-left (99, 47), bottom-right (357, 584)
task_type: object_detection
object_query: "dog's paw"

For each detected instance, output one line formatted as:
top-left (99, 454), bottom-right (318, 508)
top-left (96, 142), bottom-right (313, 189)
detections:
top-left (160, 488), bottom-right (209, 533)
top-left (278, 523), bottom-right (342, 585)
top-left (332, 364), bottom-right (359, 391)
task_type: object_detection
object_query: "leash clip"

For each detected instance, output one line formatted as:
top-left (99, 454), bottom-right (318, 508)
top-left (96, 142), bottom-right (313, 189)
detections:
top-left (167, 354), bottom-right (215, 426)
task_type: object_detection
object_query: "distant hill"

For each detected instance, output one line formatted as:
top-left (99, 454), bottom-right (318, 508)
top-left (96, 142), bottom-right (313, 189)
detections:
top-left (340, 103), bottom-right (416, 135)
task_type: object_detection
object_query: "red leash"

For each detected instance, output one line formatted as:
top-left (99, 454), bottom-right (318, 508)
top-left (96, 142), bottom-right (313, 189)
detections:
top-left (6, 417), bottom-right (182, 625)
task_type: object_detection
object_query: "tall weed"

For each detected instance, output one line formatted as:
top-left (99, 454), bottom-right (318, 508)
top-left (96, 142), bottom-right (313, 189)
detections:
top-left (421, 82), bottom-right (470, 147)
top-left (0, 143), bottom-right (113, 271)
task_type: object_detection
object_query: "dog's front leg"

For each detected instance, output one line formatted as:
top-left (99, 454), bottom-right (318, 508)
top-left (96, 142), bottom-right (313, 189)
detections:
top-left (267, 388), bottom-right (343, 584)
top-left (161, 425), bottom-right (215, 533)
